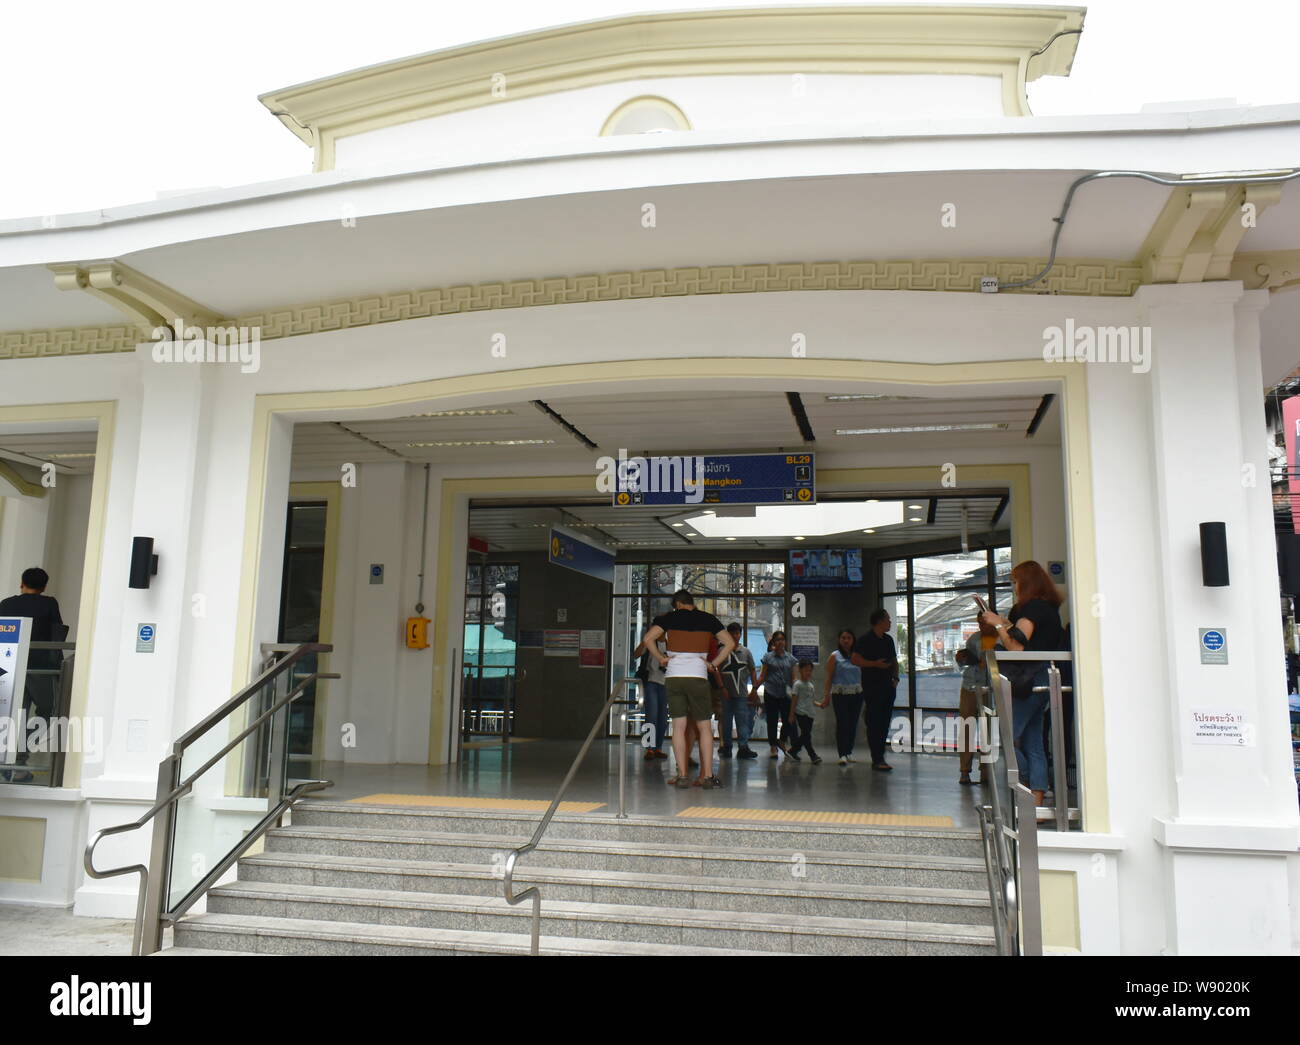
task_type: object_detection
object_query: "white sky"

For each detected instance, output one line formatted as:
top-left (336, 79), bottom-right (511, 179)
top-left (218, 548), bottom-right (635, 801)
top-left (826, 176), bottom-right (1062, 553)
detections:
top-left (1, 0), bottom-right (1297, 220)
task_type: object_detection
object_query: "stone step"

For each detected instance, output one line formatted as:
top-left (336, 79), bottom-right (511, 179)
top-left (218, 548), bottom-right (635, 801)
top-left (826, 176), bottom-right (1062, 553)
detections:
top-left (152, 947), bottom-right (265, 956)
top-left (292, 800), bottom-right (981, 858)
top-left (238, 850), bottom-right (991, 924)
top-left (172, 912), bottom-right (799, 956)
top-left (201, 883), bottom-right (995, 955)
top-left (264, 824), bottom-right (988, 890)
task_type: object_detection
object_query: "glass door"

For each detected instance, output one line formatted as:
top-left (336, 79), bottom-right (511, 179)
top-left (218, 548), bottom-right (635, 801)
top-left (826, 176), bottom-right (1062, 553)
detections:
top-left (462, 563), bottom-right (520, 741)
top-left (276, 502), bottom-right (327, 771)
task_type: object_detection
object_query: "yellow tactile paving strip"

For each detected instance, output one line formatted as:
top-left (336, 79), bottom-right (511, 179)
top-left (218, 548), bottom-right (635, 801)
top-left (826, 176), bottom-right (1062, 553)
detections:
top-left (461, 738), bottom-right (539, 750)
top-left (346, 794), bottom-right (605, 812)
top-left (676, 807), bottom-right (954, 827)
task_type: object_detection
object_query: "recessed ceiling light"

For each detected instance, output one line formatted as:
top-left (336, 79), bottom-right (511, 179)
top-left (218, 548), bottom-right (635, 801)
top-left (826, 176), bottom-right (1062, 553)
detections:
top-left (908, 517), bottom-right (923, 522)
top-left (672, 522), bottom-right (684, 527)
top-left (863, 529), bottom-right (875, 533)
top-left (836, 423), bottom-right (1007, 435)
top-left (793, 536), bottom-right (805, 541)
top-left (682, 501), bottom-right (903, 539)
top-left (725, 536), bottom-right (737, 541)
top-left (686, 533), bottom-right (699, 538)
top-left (407, 408), bottom-right (515, 418)
top-left (907, 504), bottom-right (923, 510)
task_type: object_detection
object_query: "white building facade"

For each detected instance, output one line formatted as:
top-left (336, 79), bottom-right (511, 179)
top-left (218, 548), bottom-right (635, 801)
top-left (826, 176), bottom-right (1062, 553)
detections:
top-left (0, 4), bottom-right (1298, 955)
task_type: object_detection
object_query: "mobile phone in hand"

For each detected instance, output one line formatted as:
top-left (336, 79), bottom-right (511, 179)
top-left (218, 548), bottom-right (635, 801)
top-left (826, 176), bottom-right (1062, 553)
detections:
top-left (972, 594), bottom-right (988, 614)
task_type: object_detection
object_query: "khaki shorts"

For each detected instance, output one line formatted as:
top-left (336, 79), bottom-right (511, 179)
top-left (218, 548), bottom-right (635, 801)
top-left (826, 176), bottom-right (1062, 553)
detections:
top-left (666, 676), bottom-right (713, 721)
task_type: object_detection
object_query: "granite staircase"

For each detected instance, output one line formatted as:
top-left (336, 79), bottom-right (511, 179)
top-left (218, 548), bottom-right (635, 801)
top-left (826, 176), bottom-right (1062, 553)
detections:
top-left (163, 799), bottom-right (995, 956)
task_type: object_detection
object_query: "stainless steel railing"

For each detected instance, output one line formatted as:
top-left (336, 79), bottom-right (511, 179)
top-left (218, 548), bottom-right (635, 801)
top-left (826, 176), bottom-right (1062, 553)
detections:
top-left (503, 679), bottom-right (636, 955)
top-left (84, 642), bottom-right (338, 955)
top-left (977, 649), bottom-right (1074, 956)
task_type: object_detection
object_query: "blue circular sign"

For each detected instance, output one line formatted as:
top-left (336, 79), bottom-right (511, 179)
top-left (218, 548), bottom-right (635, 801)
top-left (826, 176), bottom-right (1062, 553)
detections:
top-left (1202, 630), bottom-right (1224, 651)
top-left (139, 625), bottom-right (154, 641)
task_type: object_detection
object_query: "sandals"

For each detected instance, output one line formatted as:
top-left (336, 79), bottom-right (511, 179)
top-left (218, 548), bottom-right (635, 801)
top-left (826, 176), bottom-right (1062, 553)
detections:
top-left (698, 775), bottom-right (722, 789)
top-left (671, 776), bottom-right (694, 789)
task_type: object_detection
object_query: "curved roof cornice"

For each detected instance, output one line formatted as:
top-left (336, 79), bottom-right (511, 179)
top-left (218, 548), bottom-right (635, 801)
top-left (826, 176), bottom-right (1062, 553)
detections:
top-left (261, 4), bottom-right (1086, 170)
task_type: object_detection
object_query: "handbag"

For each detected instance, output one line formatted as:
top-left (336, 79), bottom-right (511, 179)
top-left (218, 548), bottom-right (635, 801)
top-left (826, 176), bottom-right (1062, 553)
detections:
top-left (994, 636), bottom-right (1040, 699)
top-left (635, 651), bottom-right (651, 682)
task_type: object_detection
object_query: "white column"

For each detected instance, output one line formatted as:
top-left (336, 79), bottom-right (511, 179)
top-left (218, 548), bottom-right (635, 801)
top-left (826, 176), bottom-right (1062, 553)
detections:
top-left (342, 461), bottom-right (407, 763)
top-left (76, 347), bottom-right (211, 916)
top-left (1138, 282), bottom-right (1299, 955)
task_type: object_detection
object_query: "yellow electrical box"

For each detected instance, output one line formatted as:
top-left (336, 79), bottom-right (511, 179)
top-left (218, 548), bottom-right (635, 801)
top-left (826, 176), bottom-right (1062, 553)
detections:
top-left (405, 616), bottom-right (431, 650)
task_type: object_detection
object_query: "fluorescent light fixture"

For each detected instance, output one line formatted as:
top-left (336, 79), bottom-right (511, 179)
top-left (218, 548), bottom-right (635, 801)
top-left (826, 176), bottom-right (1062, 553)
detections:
top-left (824, 394), bottom-right (922, 402)
top-left (679, 500), bottom-right (904, 539)
top-left (406, 439), bottom-right (555, 447)
top-left (47, 452), bottom-right (95, 459)
top-left (407, 408), bottom-right (514, 417)
top-left (836, 423), bottom-right (1007, 435)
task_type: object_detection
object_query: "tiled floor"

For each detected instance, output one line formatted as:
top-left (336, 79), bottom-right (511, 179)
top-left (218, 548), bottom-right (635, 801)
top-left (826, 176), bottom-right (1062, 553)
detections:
top-left (296, 739), bottom-right (986, 828)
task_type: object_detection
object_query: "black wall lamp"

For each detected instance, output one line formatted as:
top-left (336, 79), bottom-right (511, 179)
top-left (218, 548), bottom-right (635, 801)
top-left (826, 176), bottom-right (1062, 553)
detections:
top-left (129, 536), bottom-right (159, 589)
top-left (1199, 522), bottom-right (1229, 587)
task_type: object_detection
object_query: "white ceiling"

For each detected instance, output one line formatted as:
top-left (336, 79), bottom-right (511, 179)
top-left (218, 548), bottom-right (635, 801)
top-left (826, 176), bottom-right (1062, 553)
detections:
top-left (0, 169), bottom-right (1190, 332)
top-left (467, 495), bottom-right (1010, 553)
top-left (290, 387), bottom-right (1061, 470)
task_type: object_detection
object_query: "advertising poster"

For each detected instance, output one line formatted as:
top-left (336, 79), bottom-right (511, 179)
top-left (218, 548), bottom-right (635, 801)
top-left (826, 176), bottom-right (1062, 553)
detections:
top-left (0, 617), bottom-right (32, 764)
top-left (543, 629), bottom-right (580, 657)
top-left (1285, 395), bottom-right (1300, 534)
top-left (789, 625), bottom-right (820, 664)
top-left (789, 547), bottom-right (863, 589)
top-left (579, 629), bottom-right (607, 668)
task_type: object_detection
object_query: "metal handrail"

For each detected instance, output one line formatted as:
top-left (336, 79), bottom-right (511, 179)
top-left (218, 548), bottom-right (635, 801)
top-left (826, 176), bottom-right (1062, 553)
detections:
top-left (504, 679), bottom-right (636, 955)
top-left (83, 642), bottom-right (337, 955)
top-left (978, 649), bottom-right (1073, 956)
top-left (987, 650), bottom-right (1076, 831)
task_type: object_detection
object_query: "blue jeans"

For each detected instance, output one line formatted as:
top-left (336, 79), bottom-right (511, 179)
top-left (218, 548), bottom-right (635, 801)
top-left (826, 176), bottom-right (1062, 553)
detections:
top-left (721, 696), bottom-right (752, 749)
top-left (1012, 686), bottom-right (1050, 791)
top-left (642, 680), bottom-right (668, 751)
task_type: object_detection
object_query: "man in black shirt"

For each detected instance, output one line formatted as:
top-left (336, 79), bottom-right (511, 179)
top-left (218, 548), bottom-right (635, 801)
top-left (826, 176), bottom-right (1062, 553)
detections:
top-left (853, 608), bottom-right (899, 771)
top-left (0, 567), bottom-right (64, 782)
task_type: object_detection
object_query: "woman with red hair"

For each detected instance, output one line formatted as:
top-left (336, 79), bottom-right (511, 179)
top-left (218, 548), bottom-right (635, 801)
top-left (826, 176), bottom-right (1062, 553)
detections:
top-left (978, 560), bottom-right (1064, 807)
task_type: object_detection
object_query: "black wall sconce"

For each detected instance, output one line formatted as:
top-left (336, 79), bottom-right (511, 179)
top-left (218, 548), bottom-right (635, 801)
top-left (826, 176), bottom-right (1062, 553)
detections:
top-left (1199, 522), bottom-right (1229, 587)
top-left (129, 536), bottom-right (159, 589)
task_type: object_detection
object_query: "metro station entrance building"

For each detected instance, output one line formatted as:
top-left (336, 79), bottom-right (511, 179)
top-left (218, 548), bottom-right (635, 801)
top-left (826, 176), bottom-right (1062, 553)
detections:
top-left (1, 6), bottom-right (1297, 955)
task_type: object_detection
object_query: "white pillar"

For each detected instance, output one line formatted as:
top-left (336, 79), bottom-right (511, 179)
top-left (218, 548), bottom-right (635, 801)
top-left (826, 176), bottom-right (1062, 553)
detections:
top-left (76, 347), bottom-right (212, 916)
top-left (1138, 282), bottom-right (1299, 955)
top-left (340, 461), bottom-right (407, 763)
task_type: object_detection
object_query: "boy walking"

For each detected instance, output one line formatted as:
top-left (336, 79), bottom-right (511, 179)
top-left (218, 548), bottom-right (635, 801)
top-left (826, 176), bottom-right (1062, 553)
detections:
top-left (785, 660), bottom-right (821, 764)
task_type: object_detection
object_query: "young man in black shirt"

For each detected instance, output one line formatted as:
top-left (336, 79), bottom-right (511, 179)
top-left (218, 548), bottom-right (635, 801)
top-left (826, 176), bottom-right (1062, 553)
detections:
top-left (0, 567), bottom-right (64, 782)
top-left (640, 589), bottom-right (735, 788)
top-left (852, 608), bottom-right (899, 771)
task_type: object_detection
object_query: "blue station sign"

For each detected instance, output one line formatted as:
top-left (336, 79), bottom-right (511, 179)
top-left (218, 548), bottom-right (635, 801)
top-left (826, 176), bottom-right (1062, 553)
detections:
top-left (549, 526), bottom-right (615, 584)
top-left (613, 451), bottom-right (815, 507)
